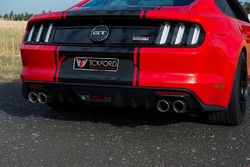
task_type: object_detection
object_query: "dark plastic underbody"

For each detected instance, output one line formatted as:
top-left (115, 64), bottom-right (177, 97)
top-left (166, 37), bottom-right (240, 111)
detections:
top-left (22, 81), bottom-right (227, 112)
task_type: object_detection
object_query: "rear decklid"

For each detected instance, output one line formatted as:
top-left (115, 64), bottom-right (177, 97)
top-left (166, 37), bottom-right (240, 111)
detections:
top-left (23, 1), bottom-right (204, 86)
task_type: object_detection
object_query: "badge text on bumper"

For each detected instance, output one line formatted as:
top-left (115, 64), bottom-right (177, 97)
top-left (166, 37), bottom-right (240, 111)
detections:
top-left (73, 57), bottom-right (119, 72)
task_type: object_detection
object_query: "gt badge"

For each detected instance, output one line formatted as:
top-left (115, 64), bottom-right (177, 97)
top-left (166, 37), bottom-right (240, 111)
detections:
top-left (73, 57), bottom-right (119, 72)
top-left (90, 25), bottom-right (110, 42)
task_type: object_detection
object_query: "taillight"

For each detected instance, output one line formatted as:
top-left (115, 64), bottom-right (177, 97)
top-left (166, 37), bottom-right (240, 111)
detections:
top-left (156, 22), bottom-right (205, 47)
top-left (24, 21), bottom-right (204, 47)
top-left (25, 23), bottom-right (54, 44)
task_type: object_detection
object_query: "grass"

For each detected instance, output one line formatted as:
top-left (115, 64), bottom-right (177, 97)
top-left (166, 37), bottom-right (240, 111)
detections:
top-left (0, 20), bottom-right (27, 82)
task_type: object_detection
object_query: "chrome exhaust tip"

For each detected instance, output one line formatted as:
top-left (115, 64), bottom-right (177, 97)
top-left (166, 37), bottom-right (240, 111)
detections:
top-left (173, 100), bottom-right (187, 114)
top-left (157, 100), bottom-right (171, 113)
top-left (37, 92), bottom-right (48, 104)
top-left (28, 92), bottom-right (37, 103)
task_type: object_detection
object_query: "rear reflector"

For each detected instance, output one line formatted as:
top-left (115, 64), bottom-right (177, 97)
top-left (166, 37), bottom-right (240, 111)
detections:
top-left (80, 95), bottom-right (112, 102)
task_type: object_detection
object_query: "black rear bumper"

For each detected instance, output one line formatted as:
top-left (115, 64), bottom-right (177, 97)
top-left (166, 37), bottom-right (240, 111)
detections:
top-left (22, 81), bottom-right (226, 112)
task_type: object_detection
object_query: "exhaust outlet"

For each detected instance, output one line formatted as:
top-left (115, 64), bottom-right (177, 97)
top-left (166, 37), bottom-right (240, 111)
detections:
top-left (157, 100), bottom-right (171, 113)
top-left (37, 92), bottom-right (48, 104)
top-left (28, 92), bottom-right (37, 103)
top-left (173, 100), bottom-right (187, 113)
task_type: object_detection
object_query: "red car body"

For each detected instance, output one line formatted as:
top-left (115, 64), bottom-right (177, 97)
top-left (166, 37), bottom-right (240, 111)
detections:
top-left (20, 0), bottom-right (250, 125)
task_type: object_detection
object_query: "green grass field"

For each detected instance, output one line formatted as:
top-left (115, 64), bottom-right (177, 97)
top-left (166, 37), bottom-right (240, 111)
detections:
top-left (0, 20), bottom-right (27, 82)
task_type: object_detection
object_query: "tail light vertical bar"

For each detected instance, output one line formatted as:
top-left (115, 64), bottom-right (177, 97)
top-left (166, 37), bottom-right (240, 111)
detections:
top-left (159, 23), bottom-right (171, 45)
top-left (44, 23), bottom-right (53, 43)
top-left (173, 23), bottom-right (185, 45)
top-left (191, 25), bottom-right (201, 45)
top-left (27, 25), bottom-right (35, 42)
top-left (36, 25), bottom-right (44, 43)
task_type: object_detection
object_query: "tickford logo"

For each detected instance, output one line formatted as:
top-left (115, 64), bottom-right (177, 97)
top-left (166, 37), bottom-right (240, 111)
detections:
top-left (90, 25), bottom-right (110, 42)
top-left (73, 57), bottom-right (119, 72)
top-left (75, 58), bottom-right (87, 69)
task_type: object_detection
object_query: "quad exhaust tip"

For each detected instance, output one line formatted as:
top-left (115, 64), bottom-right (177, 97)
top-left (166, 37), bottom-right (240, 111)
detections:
top-left (28, 92), bottom-right (37, 103)
top-left (173, 100), bottom-right (187, 114)
top-left (157, 100), bottom-right (171, 113)
top-left (28, 92), bottom-right (49, 104)
top-left (37, 92), bottom-right (48, 104)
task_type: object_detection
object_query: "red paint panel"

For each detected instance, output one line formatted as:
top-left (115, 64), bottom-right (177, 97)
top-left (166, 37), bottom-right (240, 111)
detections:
top-left (66, 0), bottom-right (91, 11)
top-left (140, 10), bottom-right (145, 19)
top-left (28, 12), bottom-right (63, 24)
top-left (20, 45), bottom-right (57, 82)
top-left (145, 6), bottom-right (190, 21)
top-left (138, 43), bottom-right (234, 107)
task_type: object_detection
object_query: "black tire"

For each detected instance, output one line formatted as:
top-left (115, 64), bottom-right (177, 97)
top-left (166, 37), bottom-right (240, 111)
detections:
top-left (207, 52), bottom-right (248, 125)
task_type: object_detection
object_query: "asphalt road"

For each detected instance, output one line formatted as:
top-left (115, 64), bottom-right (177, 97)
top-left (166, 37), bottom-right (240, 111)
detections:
top-left (0, 82), bottom-right (249, 167)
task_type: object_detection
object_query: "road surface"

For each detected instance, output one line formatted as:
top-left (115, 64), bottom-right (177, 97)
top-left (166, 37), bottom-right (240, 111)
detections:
top-left (0, 82), bottom-right (249, 167)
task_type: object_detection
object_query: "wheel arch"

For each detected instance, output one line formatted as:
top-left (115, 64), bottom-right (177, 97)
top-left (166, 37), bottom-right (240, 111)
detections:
top-left (241, 46), bottom-right (247, 58)
top-left (240, 45), bottom-right (249, 79)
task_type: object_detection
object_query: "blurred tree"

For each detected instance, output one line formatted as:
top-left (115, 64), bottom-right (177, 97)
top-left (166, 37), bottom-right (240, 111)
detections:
top-left (9, 11), bottom-right (14, 20)
top-left (4, 14), bottom-right (8, 20)
top-left (20, 13), bottom-right (24, 20)
top-left (2, 12), bottom-right (33, 21)
top-left (243, 2), bottom-right (250, 13)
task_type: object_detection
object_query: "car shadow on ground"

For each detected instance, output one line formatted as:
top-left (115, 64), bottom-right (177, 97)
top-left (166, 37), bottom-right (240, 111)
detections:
top-left (0, 82), bottom-right (223, 127)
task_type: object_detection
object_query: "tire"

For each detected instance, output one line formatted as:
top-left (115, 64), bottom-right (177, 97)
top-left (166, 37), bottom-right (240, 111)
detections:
top-left (207, 52), bottom-right (248, 125)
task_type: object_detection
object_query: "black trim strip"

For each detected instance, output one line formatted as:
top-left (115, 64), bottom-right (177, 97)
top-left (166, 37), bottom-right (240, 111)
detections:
top-left (66, 10), bottom-right (142, 20)
top-left (59, 46), bottom-right (134, 59)
top-left (53, 46), bottom-right (59, 82)
top-left (54, 46), bottom-right (58, 66)
top-left (136, 48), bottom-right (140, 86)
top-left (142, 10), bottom-right (147, 19)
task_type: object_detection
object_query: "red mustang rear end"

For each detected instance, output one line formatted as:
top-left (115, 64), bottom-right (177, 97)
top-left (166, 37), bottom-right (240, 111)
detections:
top-left (20, 0), bottom-right (250, 125)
